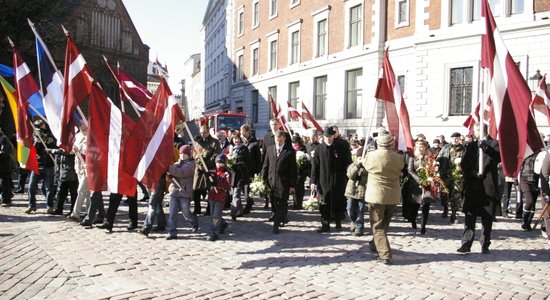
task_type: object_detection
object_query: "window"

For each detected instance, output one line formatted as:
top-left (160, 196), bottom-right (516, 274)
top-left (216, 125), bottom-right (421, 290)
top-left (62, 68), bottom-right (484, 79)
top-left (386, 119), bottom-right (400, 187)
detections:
top-left (269, 40), bottom-right (278, 71)
top-left (451, 0), bottom-right (464, 24)
top-left (237, 55), bottom-right (244, 81)
top-left (511, 0), bottom-right (524, 14)
top-left (345, 69), bottom-right (363, 119)
top-left (252, 48), bottom-right (259, 76)
top-left (290, 0), bottom-right (300, 8)
top-left (252, 1), bottom-right (260, 28)
top-left (290, 30), bottom-right (300, 65)
top-left (449, 67), bottom-right (473, 116)
top-left (238, 11), bottom-right (244, 36)
top-left (396, 0), bottom-right (410, 26)
top-left (490, 0), bottom-right (500, 16)
top-left (314, 76), bottom-right (327, 120)
top-left (268, 86), bottom-right (277, 118)
top-left (316, 19), bottom-right (327, 57)
top-left (251, 90), bottom-right (259, 123)
top-left (270, 0), bottom-right (277, 18)
top-left (349, 5), bottom-right (362, 47)
top-left (289, 82), bottom-right (300, 119)
top-left (472, 0), bottom-right (481, 21)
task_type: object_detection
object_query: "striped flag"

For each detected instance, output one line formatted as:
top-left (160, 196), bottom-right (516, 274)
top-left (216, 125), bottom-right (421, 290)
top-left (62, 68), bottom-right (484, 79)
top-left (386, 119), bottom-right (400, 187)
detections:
top-left (122, 78), bottom-right (185, 192)
top-left (86, 82), bottom-right (137, 196)
top-left (287, 101), bottom-right (301, 119)
top-left (34, 29), bottom-right (64, 142)
top-left (301, 102), bottom-right (323, 132)
top-left (103, 57), bottom-right (152, 112)
top-left (10, 41), bottom-right (39, 174)
top-left (481, 0), bottom-right (544, 177)
top-left (269, 94), bottom-right (290, 133)
top-left (60, 35), bottom-right (93, 152)
top-left (530, 74), bottom-right (550, 125)
top-left (374, 48), bottom-right (414, 155)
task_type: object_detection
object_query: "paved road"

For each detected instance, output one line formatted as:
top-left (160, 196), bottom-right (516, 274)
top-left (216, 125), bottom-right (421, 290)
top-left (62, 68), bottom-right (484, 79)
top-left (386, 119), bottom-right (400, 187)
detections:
top-left (0, 192), bottom-right (549, 299)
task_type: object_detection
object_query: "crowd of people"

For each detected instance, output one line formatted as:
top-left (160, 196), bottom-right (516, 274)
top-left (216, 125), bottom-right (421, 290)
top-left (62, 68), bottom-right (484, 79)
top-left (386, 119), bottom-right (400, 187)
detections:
top-left (1, 117), bottom-right (549, 265)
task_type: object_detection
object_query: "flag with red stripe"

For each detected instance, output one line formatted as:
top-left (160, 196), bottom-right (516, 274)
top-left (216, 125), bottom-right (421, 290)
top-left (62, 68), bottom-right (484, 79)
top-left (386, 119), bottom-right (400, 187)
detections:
top-left (301, 102), bottom-right (323, 132)
top-left (269, 94), bottom-right (290, 133)
top-left (481, 0), bottom-right (544, 177)
top-left (374, 48), bottom-right (414, 155)
top-left (60, 36), bottom-right (93, 152)
top-left (119, 67), bottom-right (152, 110)
top-left (122, 78), bottom-right (185, 192)
top-left (11, 42), bottom-right (39, 174)
top-left (86, 82), bottom-right (137, 196)
top-left (287, 101), bottom-right (300, 119)
top-left (530, 74), bottom-right (550, 126)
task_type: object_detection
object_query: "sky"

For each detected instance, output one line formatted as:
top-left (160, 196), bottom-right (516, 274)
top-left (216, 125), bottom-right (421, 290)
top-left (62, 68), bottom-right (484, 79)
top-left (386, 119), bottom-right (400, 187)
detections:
top-left (122, 0), bottom-right (209, 93)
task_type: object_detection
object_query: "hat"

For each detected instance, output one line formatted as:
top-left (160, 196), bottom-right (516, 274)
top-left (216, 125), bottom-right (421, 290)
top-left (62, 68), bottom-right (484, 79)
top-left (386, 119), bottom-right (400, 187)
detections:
top-left (376, 133), bottom-right (395, 147)
top-left (323, 126), bottom-right (336, 137)
top-left (451, 132), bottom-right (461, 138)
top-left (291, 135), bottom-right (302, 143)
top-left (433, 139), bottom-right (441, 144)
top-left (215, 154), bottom-right (227, 164)
top-left (179, 145), bottom-right (192, 157)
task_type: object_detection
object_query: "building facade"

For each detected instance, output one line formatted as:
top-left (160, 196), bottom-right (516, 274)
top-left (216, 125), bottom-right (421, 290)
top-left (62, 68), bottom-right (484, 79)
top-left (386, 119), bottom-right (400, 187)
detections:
top-left (146, 58), bottom-right (169, 94)
top-left (227, 0), bottom-right (550, 138)
top-left (183, 53), bottom-right (203, 121)
top-left (202, 0), bottom-right (235, 115)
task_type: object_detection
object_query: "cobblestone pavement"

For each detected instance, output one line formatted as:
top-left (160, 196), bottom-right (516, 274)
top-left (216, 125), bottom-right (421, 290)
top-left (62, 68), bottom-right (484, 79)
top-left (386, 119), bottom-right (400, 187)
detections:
top-left (0, 192), bottom-right (549, 300)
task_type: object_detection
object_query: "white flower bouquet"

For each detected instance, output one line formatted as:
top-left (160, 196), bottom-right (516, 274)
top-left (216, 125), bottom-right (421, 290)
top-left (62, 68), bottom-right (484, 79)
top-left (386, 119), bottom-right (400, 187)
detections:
top-left (249, 174), bottom-right (270, 197)
top-left (296, 150), bottom-right (311, 169)
top-left (303, 191), bottom-right (324, 211)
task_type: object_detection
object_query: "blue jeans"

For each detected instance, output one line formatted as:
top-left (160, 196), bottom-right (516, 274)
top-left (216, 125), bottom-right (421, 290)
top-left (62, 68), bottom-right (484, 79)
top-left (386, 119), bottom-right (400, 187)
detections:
top-left (347, 197), bottom-right (366, 231)
top-left (143, 177), bottom-right (167, 231)
top-left (209, 200), bottom-right (226, 234)
top-left (231, 187), bottom-right (244, 216)
top-left (167, 196), bottom-right (198, 237)
top-left (28, 166), bottom-right (56, 208)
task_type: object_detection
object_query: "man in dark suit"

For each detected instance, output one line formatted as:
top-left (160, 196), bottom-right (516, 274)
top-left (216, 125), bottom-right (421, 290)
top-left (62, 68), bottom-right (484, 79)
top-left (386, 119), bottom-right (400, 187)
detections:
top-left (458, 124), bottom-right (500, 254)
top-left (261, 130), bottom-right (297, 234)
top-left (311, 126), bottom-right (353, 232)
top-left (261, 118), bottom-right (292, 211)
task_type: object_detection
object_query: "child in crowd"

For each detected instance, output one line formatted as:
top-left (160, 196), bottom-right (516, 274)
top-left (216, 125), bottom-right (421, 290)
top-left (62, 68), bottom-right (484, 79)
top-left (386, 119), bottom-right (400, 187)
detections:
top-left (207, 154), bottom-right (232, 241)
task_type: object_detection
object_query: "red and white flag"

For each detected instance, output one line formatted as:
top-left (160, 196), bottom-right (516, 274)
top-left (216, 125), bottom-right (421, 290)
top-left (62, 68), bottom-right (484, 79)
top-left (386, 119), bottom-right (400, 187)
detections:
top-left (530, 74), bottom-right (550, 125)
top-left (104, 56), bottom-right (151, 111)
top-left (86, 82), bottom-right (137, 196)
top-left (374, 48), bottom-right (414, 155)
top-left (287, 101), bottom-right (301, 119)
top-left (11, 40), bottom-right (39, 174)
top-left (269, 94), bottom-right (290, 133)
top-left (60, 36), bottom-right (93, 152)
top-left (301, 102), bottom-right (323, 132)
top-left (463, 97), bottom-right (497, 137)
top-left (122, 78), bottom-right (185, 192)
top-left (481, 0), bottom-right (544, 177)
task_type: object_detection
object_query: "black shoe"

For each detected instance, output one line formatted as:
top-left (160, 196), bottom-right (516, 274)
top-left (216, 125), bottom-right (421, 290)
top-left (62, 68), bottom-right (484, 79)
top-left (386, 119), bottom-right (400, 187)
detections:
top-left (96, 222), bottom-right (111, 229)
top-left (191, 225), bottom-right (199, 233)
top-left (80, 221), bottom-right (93, 227)
top-left (231, 214), bottom-right (237, 221)
top-left (219, 222), bottom-right (228, 234)
top-left (138, 228), bottom-right (150, 237)
top-left (1, 202), bottom-right (11, 207)
top-left (92, 219), bottom-right (104, 225)
top-left (126, 223), bottom-right (138, 230)
top-left (139, 196), bottom-right (150, 202)
top-left (152, 226), bottom-right (166, 232)
top-left (207, 233), bottom-right (218, 241)
top-left (481, 246), bottom-right (490, 254)
top-left (166, 235), bottom-right (177, 240)
top-left (273, 227), bottom-right (280, 234)
top-left (369, 240), bottom-right (377, 253)
top-left (317, 223), bottom-right (330, 233)
top-left (420, 227), bottom-right (426, 235)
top-left (25, 207), bottom-right (37, 214)
top-left (377, 257), bottom-right (391, 265)
top-left (335, 220), bottom-right (342, 230)
top-left (456, 245), bottom-right (471, 253)
top-left (411, 220), bottom-right (417, 229)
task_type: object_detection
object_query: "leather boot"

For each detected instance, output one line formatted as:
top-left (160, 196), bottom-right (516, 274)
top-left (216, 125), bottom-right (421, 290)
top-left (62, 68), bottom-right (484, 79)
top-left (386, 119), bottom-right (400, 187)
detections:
top-left (521, 212), bottom-right (534, 231)
top-left (317, 221), bottom-right (330, 233)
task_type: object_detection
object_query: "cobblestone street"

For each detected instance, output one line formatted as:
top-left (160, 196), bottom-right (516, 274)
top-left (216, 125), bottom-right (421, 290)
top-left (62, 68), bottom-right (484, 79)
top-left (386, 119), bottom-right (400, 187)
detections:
top-left (0, 193), bottom-right (549, 299)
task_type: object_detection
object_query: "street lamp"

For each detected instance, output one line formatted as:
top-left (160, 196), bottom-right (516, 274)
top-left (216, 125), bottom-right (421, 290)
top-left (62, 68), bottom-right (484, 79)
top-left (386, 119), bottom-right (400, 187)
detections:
top-left (530, 69), bottom-right (543, 92)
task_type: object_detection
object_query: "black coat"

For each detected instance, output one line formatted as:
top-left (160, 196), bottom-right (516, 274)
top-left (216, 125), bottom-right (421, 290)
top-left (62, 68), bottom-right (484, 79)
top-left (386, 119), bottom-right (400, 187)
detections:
top-left (244, 134), bottom-right (262, 175)
top-left (460, 137), bottom-right (500, 216)
top-left (261, 131), bottom-right (292, 165)
top-left (261, 144), bottom-right (297, 199)
top-left (310, 141), bottom-right (352, 200)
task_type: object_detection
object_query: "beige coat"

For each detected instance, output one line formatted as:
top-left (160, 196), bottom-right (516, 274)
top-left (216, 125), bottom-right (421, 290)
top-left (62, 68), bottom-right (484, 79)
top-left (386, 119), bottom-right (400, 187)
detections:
top-left (363, 148), bottom-right (404, 205)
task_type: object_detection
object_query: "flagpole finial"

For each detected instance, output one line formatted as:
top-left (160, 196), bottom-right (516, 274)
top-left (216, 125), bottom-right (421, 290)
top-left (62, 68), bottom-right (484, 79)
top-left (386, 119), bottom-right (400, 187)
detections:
top-left (6, 37), bottom-right (14, 47)
top-left (61, 25), bottom-right (69, 36)
top-left (102, 55), bottom-right (108, 63)
top-left (27, 19), bottom-right (35, 28)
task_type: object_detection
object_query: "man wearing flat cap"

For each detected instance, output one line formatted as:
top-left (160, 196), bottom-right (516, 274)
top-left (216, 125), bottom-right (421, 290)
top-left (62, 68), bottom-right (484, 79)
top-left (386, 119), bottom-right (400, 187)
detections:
top-left (363, 132), bottom-right (404, 265)
top-left (311, 126), bottom-right (352, 232)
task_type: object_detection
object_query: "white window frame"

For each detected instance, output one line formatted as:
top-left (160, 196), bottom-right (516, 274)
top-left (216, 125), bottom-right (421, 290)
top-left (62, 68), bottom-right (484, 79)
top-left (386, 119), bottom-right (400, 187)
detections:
top-left (290, 0), bottom-right (300, 9)
top-left (267, 30), bottom-right (279, 72)
top-left (312, 6), bottom-right (330, 58)
top-left (250, 40), bottom-right (260, 77)
top-left (252, 0), bottom-right (260, 29)
top-left (269, 0), bottom-right (278, 20)
top-left (237, 7), bottom-right (245, 37)
top-left (287, 20), bottom-right (302, 66)
top-left (344, 0), bottom-right (363, 49)
top-left (395, 0), bottom-right (410, 28)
